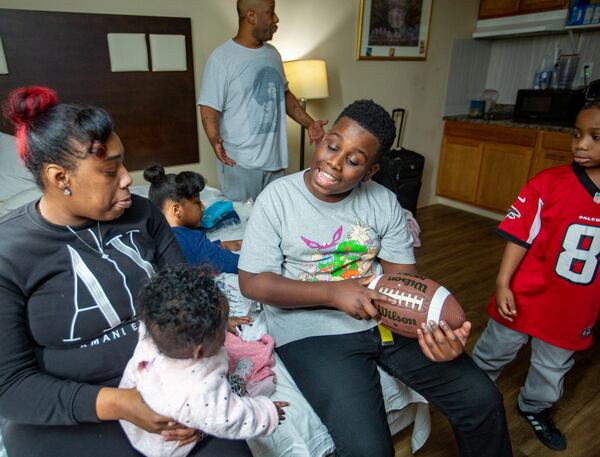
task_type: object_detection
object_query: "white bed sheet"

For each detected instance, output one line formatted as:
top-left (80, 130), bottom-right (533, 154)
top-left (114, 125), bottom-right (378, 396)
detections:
top-left (234, 309), bottom-right (430, 457)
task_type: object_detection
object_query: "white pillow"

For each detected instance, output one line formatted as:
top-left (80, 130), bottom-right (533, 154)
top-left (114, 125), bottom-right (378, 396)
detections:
top-left (0, 132), bottom-right (37, 202)
top-left (0, 186), bottom-right (41, 217)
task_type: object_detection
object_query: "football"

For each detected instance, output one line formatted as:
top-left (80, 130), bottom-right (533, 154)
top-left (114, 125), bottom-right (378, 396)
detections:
top-left (368, 272), bottom-right (465, 339)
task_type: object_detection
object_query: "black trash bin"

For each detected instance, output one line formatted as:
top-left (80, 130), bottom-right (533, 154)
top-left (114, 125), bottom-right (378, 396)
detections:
top-left (372, 148), bottom-right (424, 216)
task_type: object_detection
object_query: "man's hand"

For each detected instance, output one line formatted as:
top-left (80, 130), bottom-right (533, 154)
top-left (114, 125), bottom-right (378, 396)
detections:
top-left (210, 137), bottom-right (236, 166)
top-left (307, 120), bottom-right (328, 144)
top-left (417, 320), bottom-right (471, 362)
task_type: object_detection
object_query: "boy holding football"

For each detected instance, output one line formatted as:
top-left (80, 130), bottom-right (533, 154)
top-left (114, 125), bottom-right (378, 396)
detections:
top-left (473, 99), bottom-right (600, 451)
top-left (239, 99), bottom-right (512, 457)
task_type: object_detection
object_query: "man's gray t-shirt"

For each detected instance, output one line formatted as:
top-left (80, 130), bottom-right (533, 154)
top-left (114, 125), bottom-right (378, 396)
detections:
top-left (239, 172), bottom-right (416, 347)
top-left (198, 39), bottom-right (288, 171)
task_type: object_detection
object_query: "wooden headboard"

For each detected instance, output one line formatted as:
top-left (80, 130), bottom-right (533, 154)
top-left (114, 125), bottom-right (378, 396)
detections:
top-left (0, 8), bottom-right (199, 170)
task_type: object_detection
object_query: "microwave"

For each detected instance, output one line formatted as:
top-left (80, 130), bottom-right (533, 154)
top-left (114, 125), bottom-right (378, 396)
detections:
top-left (513, 89), bottom-right (585, 125)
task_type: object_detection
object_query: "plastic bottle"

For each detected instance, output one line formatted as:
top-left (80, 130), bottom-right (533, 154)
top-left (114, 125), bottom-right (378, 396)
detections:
top-left (536, 55), bottom-right (553, 90)
top-left (533, 57), bottom-right (546, 89)
top-left (550, 62), bottom-right (560, 90)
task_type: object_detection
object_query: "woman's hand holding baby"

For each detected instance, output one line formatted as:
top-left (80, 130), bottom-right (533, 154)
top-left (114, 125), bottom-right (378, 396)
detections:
top-left (97, 387), bottom-right (201, 445)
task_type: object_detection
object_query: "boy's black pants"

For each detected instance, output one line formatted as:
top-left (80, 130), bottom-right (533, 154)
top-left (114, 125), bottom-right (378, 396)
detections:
top-left (277, 327), bottom-right (513, 457)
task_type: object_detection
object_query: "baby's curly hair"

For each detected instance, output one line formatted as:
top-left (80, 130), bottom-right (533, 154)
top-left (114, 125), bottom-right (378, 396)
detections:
top-left (137, 264), bottom-right (227, 358)
top-left (335, 99), bottom-right (396, 156)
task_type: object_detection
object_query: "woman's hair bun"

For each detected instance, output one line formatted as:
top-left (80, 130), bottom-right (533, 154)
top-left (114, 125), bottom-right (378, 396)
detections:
top-left (4, 86), bottom-right (58, 127)
top-left (143, 164), bottom-right (167, 184)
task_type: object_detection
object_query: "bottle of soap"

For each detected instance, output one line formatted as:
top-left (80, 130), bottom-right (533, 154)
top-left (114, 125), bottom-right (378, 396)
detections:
top-left (537, 55), bottom-right (553, 90)
top-left (550, 61), bottom-right (560, 90)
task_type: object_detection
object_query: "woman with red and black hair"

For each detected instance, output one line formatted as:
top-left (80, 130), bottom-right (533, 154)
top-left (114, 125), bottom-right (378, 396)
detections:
top-left (0, 87), bottom-right (252, 456)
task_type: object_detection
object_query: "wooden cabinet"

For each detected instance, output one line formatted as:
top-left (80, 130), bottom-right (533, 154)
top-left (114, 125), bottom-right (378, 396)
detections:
top-left (519, 0), bottom-right (569, 13)
top-left (436, 121), bottom-right (572, 213)
top-left (475, 143), bottom-right (533, 211)
top-left (437, 136), bottom-right (483, 203)
top-left (479, 0), bottom-right (568, 18)
top-left (479, 0), bottom-right (519, 18)
top-left (529, 130), bottom-right (573, 178)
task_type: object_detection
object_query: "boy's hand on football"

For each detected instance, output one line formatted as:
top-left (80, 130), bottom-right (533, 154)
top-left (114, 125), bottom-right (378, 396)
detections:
top-left (327, 276), bottom-right (397, 321)
top-left (417, 320), bottom-right (471, 362)
top-left (273, 401), bottom-right (290, 423)
top-left (227, 316), bottom-right (253, 334)
top-left (496, 285), bottom-right (517, 321)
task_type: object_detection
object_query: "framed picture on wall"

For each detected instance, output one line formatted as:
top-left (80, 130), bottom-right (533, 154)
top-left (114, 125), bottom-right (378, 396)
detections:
top-left (392, 108), bottom-right (405, 149)
top-left (356, 0), bottom-right (433, 61)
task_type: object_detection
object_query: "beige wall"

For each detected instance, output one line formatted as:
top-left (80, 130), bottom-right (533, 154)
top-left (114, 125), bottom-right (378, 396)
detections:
top-left (0, 0), bottom-right (479, 207)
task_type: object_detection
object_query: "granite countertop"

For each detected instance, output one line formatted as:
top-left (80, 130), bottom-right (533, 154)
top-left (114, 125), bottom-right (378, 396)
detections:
top-left (443, 114), bottom-right (575, 133)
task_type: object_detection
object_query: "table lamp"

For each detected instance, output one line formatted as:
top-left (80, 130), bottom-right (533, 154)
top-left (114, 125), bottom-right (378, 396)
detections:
top-left (283, 59), bottom-right (329, 170)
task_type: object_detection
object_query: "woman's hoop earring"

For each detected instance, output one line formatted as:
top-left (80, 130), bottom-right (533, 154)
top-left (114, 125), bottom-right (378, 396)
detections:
top-left (63, 187), bottom-right (72, 196)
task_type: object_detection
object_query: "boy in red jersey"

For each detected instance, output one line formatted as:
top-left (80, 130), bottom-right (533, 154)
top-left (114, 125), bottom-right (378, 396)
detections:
top-left (472, 99), bottom-right (600, 451)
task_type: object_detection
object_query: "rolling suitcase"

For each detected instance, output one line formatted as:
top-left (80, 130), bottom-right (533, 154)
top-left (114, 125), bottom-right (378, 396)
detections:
top-left (372, 148), bottom-right (424, 216)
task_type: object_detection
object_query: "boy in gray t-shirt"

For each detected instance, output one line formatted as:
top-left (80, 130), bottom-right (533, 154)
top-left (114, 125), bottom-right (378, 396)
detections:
top-left (239, 100), bottom-right (512, 457)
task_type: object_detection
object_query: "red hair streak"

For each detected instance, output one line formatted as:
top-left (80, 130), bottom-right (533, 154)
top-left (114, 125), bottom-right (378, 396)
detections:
top-left (5, 86), bottom-right (58, 160)
top-left (15, 125), bottom-right (27, 160)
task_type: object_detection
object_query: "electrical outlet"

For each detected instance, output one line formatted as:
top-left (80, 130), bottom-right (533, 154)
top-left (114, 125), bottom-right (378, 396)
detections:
top-left (581, 62), bottom-right (594, 85)
top-left (573, 62), bottom-right (594, 88)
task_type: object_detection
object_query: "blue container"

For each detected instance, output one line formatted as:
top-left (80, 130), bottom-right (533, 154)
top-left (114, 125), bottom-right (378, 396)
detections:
top-left (200, 200), bottom-right (234, 229)
top-left (468, 99), bottom-right (485, 118)
top-left (568, 1), bottom-right (598, 25)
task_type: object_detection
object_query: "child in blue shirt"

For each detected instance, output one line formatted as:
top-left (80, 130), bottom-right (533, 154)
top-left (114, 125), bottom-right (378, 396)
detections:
top-left (144, 164), bottom-right (240, 273)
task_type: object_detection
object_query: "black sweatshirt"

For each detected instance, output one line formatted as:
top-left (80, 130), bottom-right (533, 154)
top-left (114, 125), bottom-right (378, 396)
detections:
top-left (0, 195), bottom-right (185, 453)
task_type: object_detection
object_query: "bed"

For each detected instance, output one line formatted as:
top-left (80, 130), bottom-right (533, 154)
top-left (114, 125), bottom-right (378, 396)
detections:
top-left (0, 132), bottom-right (431, 456)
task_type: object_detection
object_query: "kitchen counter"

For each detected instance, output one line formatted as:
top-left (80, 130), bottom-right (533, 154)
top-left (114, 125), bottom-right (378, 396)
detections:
top-left (443, 114), bottom-right (575, 133)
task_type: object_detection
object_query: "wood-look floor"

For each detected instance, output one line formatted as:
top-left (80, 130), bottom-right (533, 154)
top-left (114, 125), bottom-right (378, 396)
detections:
top-left (392, 205), bottom-right (600, 457)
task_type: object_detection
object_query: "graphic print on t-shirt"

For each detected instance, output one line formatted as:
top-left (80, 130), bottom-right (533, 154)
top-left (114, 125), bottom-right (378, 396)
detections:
top-left (63, 230), bottom-right (155, 343)
top-left (251, 66), bottom-right (283, 134)
top-left (298, 222), bottom-right (379, 282)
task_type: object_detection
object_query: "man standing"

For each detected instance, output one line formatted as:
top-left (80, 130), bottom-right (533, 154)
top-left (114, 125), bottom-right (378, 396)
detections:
top-left (198, 0), bottom-right (328, 201)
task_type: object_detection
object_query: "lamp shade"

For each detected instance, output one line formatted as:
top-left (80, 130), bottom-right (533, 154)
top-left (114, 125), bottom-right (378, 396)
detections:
top-left (283, 59), bottom-right (329, 100)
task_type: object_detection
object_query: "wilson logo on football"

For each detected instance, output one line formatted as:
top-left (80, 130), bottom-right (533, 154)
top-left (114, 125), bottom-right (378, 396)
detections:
top-left (386, 275), bottom-right (429, 292)
top-left (376, 305), bottom-right (418, 326)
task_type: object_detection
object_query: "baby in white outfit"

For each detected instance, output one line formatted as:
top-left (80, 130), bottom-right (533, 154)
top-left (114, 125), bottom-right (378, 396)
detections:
top-left (120, 264), bottom-right (287, 457)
